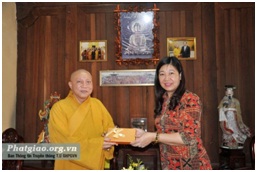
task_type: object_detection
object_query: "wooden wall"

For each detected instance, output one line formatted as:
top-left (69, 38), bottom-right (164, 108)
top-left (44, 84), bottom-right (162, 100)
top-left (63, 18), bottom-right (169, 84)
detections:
top-left (16, 2), bottom-right (255, 166)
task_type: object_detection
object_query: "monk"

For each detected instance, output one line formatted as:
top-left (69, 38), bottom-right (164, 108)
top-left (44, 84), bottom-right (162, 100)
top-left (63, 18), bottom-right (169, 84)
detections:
top-left (48, 69), bottom-right (116, 170)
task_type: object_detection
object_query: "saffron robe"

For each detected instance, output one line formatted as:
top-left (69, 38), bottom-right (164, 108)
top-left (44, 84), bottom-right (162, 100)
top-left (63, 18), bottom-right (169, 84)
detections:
top-left (173, 47), bottom-right (181, 58)
top-left (48, 91), bottom-right (115, 170)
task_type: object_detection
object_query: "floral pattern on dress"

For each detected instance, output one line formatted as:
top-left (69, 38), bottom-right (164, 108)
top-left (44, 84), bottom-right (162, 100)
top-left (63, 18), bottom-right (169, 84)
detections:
top-left (155, 90), bottom-right (212, 170)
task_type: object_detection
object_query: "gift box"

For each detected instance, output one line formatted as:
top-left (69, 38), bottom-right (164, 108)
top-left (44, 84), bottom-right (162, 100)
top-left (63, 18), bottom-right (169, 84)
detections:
top-left (106, 128), bottom-right (135, 144)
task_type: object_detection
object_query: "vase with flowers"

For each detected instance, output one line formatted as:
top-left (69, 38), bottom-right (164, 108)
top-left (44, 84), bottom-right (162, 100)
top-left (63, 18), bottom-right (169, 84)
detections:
top-left (122, 154), bottom-right (147, 170)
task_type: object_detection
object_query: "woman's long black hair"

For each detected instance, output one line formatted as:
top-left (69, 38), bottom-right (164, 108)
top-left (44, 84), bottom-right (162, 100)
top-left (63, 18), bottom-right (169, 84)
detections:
top-left (154, 56), bottom-right (186, 118)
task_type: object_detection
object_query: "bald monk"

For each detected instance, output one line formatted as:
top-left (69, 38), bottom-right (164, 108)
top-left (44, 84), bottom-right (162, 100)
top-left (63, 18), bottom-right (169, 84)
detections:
top-left (48, 69), bottom-right (116, 170)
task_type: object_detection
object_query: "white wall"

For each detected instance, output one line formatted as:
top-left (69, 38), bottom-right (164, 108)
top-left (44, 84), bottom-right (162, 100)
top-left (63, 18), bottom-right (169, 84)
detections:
top-left (2, 2), bottom-right (17, 131)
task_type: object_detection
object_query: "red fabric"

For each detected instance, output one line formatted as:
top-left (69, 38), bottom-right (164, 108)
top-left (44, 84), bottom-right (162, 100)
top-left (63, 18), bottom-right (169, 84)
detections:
top-left (155, 91), bottom-right (212, 170)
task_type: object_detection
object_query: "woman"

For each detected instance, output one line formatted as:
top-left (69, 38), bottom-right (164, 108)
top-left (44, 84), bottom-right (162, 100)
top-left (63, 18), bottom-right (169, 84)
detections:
top-left (130, 56), bottom-right (212, 170)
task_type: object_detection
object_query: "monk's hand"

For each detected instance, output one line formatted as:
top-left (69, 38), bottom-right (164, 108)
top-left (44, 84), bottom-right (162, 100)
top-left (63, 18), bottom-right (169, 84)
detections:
top-left (103, 137), bottom-right (117, 151)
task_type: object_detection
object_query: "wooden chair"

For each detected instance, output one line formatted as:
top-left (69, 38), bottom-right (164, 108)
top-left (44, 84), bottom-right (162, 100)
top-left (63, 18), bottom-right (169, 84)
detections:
top-left (2, 128), bottom-right (24, 170)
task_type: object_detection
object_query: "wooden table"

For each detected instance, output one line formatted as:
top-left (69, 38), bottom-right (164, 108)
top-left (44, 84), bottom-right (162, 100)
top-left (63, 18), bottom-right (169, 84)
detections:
top-left (111, 144), bottom-right (161, 170)
top-left (219, 147), bottom-right (246, 169)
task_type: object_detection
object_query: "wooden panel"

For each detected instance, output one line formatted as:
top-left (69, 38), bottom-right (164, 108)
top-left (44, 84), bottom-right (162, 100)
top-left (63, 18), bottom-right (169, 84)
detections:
top-left (100, 12), bottom-right (117, 120)
top-left (36, 17), bottom-right (46, 138)
top-left (16, 21), bottom-right (28, 141)
top-left (192, 3), bottom-right (203, 97)
top-left (115, 87), bottom-right (130, 127)
top-left (65, 5), bottom-right (78, 93)
top-left (215, 2), bottom-right (226, 99)
top-left (144, 87), bottom-right (155, 132)
top-left (25, 24), bottom-right (38, 142)
top-left (216, 2), bottom-right (254, 9)
top-left (158, 11), bottom-right (167, 58)
top-left (214, 2), bottom-right (255, 164)
top-left (16, 6), bottom-right (66, 142)
top-left (201, 2), bottom-right (219, 163)
top-left (170, 11), bottom-right (181, 36)
top-left (157, 2), bottom-right (198, 11)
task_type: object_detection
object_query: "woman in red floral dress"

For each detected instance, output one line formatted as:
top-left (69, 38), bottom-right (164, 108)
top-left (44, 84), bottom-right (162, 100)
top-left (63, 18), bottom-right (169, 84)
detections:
top-left (131, 56), bottom-right (212, 170)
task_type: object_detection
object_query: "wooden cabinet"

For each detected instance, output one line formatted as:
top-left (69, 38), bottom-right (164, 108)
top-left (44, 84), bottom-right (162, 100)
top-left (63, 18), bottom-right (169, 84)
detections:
top-left (111, 144), bottom-right (161, 170)
top-left (22, 160), bottom-right (54, 170)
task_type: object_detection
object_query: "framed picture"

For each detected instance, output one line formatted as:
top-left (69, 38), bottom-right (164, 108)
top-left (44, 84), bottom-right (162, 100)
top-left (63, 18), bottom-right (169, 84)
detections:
top-left (167, 37), bottom-right (197, 60)
top-left (99, 69), bottom-right (155, 86)
top-left (79, 40), bottom-right (107, 62)
top-left (114, 4), bottom-right (160, 65)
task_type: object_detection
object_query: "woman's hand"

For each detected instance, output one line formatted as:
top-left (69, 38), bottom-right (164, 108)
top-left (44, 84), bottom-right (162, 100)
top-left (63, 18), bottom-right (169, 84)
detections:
top-left (134, 128), bottom-right (146, 138)
top-left (130, 129), bottom-right (155, 148)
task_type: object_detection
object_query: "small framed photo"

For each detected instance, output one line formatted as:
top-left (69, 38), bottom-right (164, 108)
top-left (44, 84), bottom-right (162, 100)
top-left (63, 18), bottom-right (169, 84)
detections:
top-left (167, 37), bottom-right (196, 60)
top-left (79, 40), bottom-right (107, 62)
top-left (99, 69), bottom-right (155, 86)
